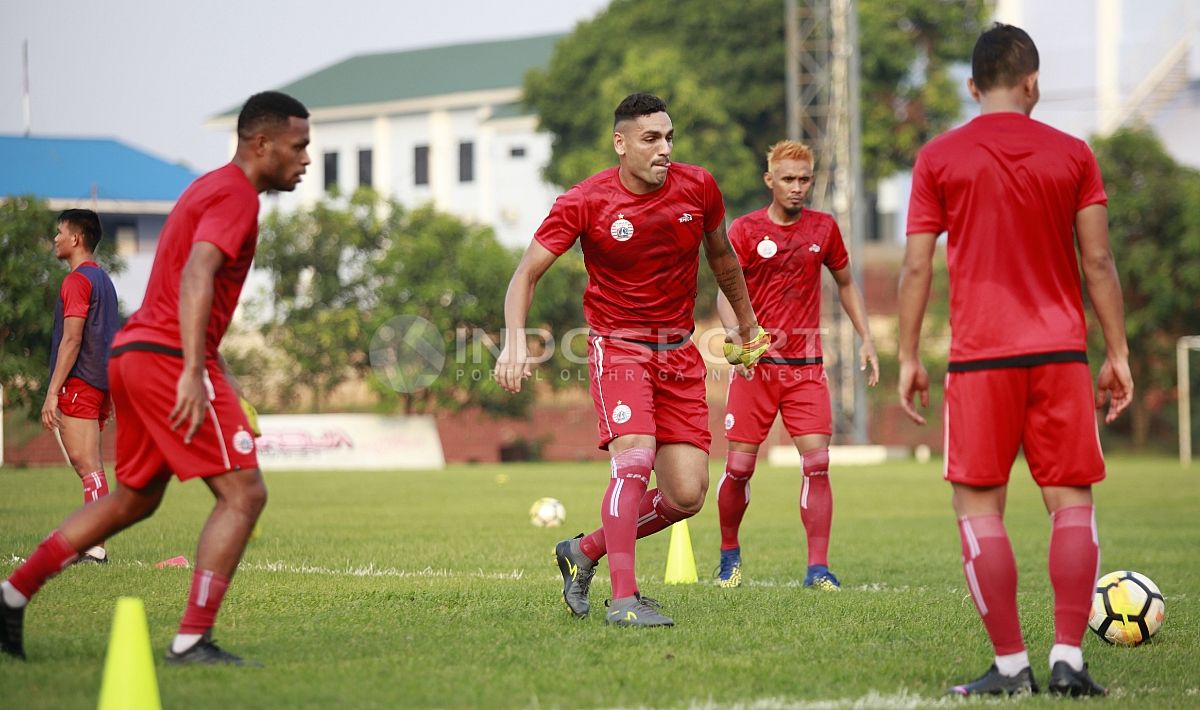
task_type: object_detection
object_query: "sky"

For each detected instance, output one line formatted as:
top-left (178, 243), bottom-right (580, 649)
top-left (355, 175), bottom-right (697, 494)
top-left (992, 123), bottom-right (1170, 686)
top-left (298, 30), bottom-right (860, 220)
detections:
top-left (0, 0), bottom-right (610, 172)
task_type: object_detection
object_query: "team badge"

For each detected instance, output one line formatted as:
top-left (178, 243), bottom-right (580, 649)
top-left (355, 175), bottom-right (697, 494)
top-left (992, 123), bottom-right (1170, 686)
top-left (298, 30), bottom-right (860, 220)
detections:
top-left (232, 429), bottom-right (255, 455)
top-left (757, 236), bottom-right (777, 258)
top-left (612, 402), bottom-right (632, 424)
top-left (678, 212), bottom-right (694, 223)
top-left (724, 413), bottom-right (735, 430)
top-left (610, 214), bottom-right (634, 242)
top-left (809, 243), bottom-right (821, 253)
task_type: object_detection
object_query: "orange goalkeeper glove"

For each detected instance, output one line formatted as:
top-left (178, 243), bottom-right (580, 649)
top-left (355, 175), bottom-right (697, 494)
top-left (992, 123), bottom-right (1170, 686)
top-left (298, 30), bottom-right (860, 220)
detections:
top-left (723, 326), bottom-right (771, 367)
top-left (239, 397), bottom-right (262, 437)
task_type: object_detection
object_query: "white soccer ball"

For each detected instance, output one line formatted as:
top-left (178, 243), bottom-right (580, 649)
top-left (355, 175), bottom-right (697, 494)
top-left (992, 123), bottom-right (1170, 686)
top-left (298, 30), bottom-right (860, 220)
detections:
top-left (529, 497), bottom-right (566, 528)
top-left (1088, 570), bottom-right (1165, 646)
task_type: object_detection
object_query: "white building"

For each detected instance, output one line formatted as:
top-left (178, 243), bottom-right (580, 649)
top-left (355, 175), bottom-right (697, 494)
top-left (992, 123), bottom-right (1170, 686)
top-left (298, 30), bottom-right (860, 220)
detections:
top-left (208, 34), bottom-right (563, 249)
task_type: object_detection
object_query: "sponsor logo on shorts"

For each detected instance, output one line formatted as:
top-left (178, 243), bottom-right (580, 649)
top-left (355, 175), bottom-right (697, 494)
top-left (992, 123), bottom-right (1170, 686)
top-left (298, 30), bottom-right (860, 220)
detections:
top-left (724, 413), bottom-right (735, 430)
top-left (757, 236), bottom-right (777, 258)
top-left (612, 402), bottom-right (632, 425)
top-left (232, 429), bottom-right (255, 455)
top-left (610, 214), bottom-right (634, 242)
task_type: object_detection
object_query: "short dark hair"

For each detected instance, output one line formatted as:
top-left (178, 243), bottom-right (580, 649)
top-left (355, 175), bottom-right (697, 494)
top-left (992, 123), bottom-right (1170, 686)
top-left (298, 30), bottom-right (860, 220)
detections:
top-left (237, 91), bottom-right (310, 140)
top-left (972, 23), bottom-right (1039, 92)
top-left (58, 209), bottom-right (102, 251)
top-left (614, 92), bottom-right (668, 130)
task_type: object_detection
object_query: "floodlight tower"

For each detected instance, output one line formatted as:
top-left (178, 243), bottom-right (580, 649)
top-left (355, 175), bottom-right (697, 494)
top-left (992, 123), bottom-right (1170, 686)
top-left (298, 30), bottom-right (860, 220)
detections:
top-left (785, 0), bottom-right (868, 443)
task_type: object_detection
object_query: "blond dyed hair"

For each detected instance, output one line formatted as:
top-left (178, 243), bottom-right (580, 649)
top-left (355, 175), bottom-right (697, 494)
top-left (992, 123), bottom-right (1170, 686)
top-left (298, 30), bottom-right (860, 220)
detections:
top-left (766, 140), bottom-right (814, 172)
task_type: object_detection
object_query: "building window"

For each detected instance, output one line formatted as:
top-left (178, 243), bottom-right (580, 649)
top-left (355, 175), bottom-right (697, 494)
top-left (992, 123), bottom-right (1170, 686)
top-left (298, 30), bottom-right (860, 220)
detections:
top-left (358, 148), bottom-right (373, 188)
top-left (509, 146), bottom-right (526, 158)
top-left (323, 151), bottom-right (339, 192)
top-left (459, 141), bottom-right (474, 183)
top-left (414, 145), bottom-right (429, 186)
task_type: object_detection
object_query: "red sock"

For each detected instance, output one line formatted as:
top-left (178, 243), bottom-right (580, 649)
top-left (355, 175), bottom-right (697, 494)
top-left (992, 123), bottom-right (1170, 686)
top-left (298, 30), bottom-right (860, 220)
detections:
top-left (7, 530), bottom-right (80, 598)
top-left (800, 448), bottom-right (832, 566)
top-left (580, 448), bottom-right (654, 600)
top-left (718, 451), bottom-right (757, 550)
top-left (959, 514), bottom-right (1025, 655)
top-left (178, 569), bottom-right (231, 635)
top-left (1049, 505), bottom-right (1099, 646)
top-left (82, 469), bottom-right (109, 504)
top-left (633, 489), bottom-right (691, 539)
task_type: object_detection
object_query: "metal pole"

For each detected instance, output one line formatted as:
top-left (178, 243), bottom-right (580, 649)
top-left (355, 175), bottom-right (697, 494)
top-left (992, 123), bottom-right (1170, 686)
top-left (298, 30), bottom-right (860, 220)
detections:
top-left (1180, 336), bottom-right (1199, 467)
top-left (786, 0), bottom-right (801, 141)
top-left (846, 0), bottom-right (867, 443)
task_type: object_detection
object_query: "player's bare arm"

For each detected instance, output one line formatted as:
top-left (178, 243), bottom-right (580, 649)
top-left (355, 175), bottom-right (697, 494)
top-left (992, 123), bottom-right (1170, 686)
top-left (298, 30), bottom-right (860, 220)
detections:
top-left (171, 241), bottom-right (226, 443)
top-left (897, 232), bottom-right (936, 425)
top-left (830, 264), bottom-right (880, 386)
top-left (495, 241), bottom-right (559, 394)
top-left (1076, 203), bottom-right (1134, 422)
top-left (41, 316), bottom-right (84, 430)
top-left (704, 221), bottom-right (758, 342)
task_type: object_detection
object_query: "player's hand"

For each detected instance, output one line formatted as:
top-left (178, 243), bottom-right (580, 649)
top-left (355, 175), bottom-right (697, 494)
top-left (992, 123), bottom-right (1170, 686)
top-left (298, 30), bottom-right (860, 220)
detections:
top-left (240, 397), bottom-right (262, 437)
top-left (734, 363), bottom-right (754, 380)
top-left (1096, 355), bottom-right (1134, 424)
top-left (40, 392), bottom-right (61, 430)
top-left (860, 340), bottom-right (880, 387)
top-left (724, 325), bottom-right (771, 367)
top-left (493, 341), bottom-right (531, 394)
top-left (169, 370), bottom-right (208, 444)
top-left (898, 358), bottom-right (930, 425)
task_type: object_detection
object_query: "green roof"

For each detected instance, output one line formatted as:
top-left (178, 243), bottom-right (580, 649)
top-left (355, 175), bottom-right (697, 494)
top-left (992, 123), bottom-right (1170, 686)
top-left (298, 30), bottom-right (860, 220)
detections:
top-left (217, 34), bottom-right (561, 117)
top-left (487, 102), bottom-right (533, 121)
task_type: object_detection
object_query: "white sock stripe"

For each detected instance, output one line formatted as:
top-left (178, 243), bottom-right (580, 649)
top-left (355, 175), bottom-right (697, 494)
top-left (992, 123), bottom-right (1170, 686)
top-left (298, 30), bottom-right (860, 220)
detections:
top-left (1090, 507), bottom-right (1099, 547)
top-left (965, 560), bottom-right (989, 616)
top-left (716, 472), bottom-right (728, 499)
top-left (196, 570), bottom-right (213, 607)
top-left (962, 518), bottom-right (982, 558)
top-left (609, 478), bottom-right (623, 518)
top-left (745, 481), bottom-right (751, 505)
top-left (637, 511), bottom-right (658, 526)
top-left (800, 477), bottom-right (809, 510)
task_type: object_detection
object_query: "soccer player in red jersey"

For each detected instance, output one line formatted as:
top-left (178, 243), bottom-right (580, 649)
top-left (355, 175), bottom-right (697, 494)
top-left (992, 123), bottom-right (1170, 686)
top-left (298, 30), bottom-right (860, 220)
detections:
top-left (41, 209), bottom-right (120, 564)
top-left (899, 24), bottom-right (1132, 697)
top-left (715, 140), bottom-right (878, 591)
top-left (1, 91), bottom-right (310, 664)
top-left (494, 93), bottom-right (766, 626)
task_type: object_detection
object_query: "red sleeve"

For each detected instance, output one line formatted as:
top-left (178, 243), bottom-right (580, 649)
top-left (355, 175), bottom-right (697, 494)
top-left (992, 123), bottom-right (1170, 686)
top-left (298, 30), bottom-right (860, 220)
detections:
top-left (60, 271), bottom-right (92, 319)
top-left (726, 216), bottom-right (749, 266)
top-left (906, 149), bottom-right (946, 235)
top-left (193, 191), bottom-right (259, 260)
top-left (533, 186), bottom-right (587, 255)
top-left (1076, 144), bottom-right (1108, 211)
top-left (824, 218), bottom-right (850, 271)
top-left (702, 169), bottom-right (726, 233)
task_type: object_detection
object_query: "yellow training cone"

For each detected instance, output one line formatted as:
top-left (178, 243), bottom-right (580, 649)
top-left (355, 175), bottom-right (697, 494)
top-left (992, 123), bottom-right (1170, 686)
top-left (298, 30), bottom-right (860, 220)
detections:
top-left (664, 520), bottom-right (698, 584)
top-left (98, 597), bottom-right (161, 710)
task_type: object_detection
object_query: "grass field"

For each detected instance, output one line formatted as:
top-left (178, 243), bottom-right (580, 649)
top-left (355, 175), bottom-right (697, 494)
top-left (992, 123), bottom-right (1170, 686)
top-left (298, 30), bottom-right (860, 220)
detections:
top-left (1, 456), bottom-right (1197, 708)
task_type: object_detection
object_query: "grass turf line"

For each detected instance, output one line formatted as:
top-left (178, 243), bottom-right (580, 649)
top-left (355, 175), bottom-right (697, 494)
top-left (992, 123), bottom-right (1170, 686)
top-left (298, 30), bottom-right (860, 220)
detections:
top-left (0, 456), bottom-right (1196, 708)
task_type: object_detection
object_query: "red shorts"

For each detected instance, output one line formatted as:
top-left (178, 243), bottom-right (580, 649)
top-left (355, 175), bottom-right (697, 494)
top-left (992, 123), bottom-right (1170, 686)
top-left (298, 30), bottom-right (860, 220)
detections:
top-left (109, 349), bottom-right (258, 489)
top-left (724, 364), bottom-right (831, 443)
top-left (587, 336), bottom-right (711, 452)
top-left (944, 362), bottom-right (1104, 487)
top-left (58, 376), bottom-right (113, 430)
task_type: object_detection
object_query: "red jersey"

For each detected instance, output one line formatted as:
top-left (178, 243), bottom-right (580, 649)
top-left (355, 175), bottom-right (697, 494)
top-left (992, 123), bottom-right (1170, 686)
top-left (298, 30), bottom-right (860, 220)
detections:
top-left (114, 163), bottom-right (259, 359)
top-left (534, 163), bottom-right (725, 339)
top-left (729, 207), bottom-right (848, 359)
top-left (906, 112), bottom-right (1107, 364)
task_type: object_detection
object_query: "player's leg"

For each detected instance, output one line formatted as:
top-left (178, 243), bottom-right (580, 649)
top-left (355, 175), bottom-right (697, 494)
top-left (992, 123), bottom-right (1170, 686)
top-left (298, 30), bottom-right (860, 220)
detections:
top-left (1025, 362), bottom-right (1107, 696)
top-left (945, 368), bottom-right (1035, 696)
top-left (1, 478), bottom-right (168, 659)
top-left (717, 367), bottom-right (774, 588)
top-left (780, 366), bottom-right (838, 590)
top-left (57, 409), bottom-right (110, 561)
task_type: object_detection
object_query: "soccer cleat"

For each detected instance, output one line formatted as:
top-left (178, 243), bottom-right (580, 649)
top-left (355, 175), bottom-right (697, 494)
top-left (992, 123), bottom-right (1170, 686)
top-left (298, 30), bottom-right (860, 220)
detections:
top-left (948, 664), bottom-right (1038, 696)
top-left (715, 547), bottom-right (742, 588)
top-left (605, 594), bottom-right (674, 627)
top-left (165, 630), bottom-right (261, 667)
top-left (554, 534), bottom-right (596, 618)
top-left (76, 546), bottom-right (108, 565)
top-left (803, 564), bottom-right (841, 592)
top-left (1047, 661), bottom-right (1107, 697)
top-left (0, 594), bottom-right (26, 660)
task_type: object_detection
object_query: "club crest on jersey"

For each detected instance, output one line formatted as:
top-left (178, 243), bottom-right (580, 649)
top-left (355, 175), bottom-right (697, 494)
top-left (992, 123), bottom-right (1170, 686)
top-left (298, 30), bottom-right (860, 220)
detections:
top-left (610, 214), bottom-right (634, 242)
top-left (757, 236), bottom-right (778, 258)
top-left (724, 413), bottom-right (735, 430)
top-left (809, 243), bottom-right (821, 253)
top-left (232, 429), bottom-right (255, 455)
top-left (678, 212), bottom-right (693, 223)
top-left (612, 401), bottom-right (633, 424)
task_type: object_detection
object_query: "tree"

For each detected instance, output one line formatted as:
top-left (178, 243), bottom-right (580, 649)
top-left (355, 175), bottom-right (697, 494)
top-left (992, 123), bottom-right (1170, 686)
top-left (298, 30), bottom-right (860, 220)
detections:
top-left (525, 0), bottom-right (990, 214)
top-left (1090, 128), bottom-right (1200, 447)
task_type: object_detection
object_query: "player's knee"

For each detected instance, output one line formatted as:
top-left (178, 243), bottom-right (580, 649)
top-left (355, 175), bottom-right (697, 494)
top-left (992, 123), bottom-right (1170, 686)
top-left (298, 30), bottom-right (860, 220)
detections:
top-left (801, 447), bottom-right (830, 477)
top-left (238, 478), bottom-right (268, 517)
